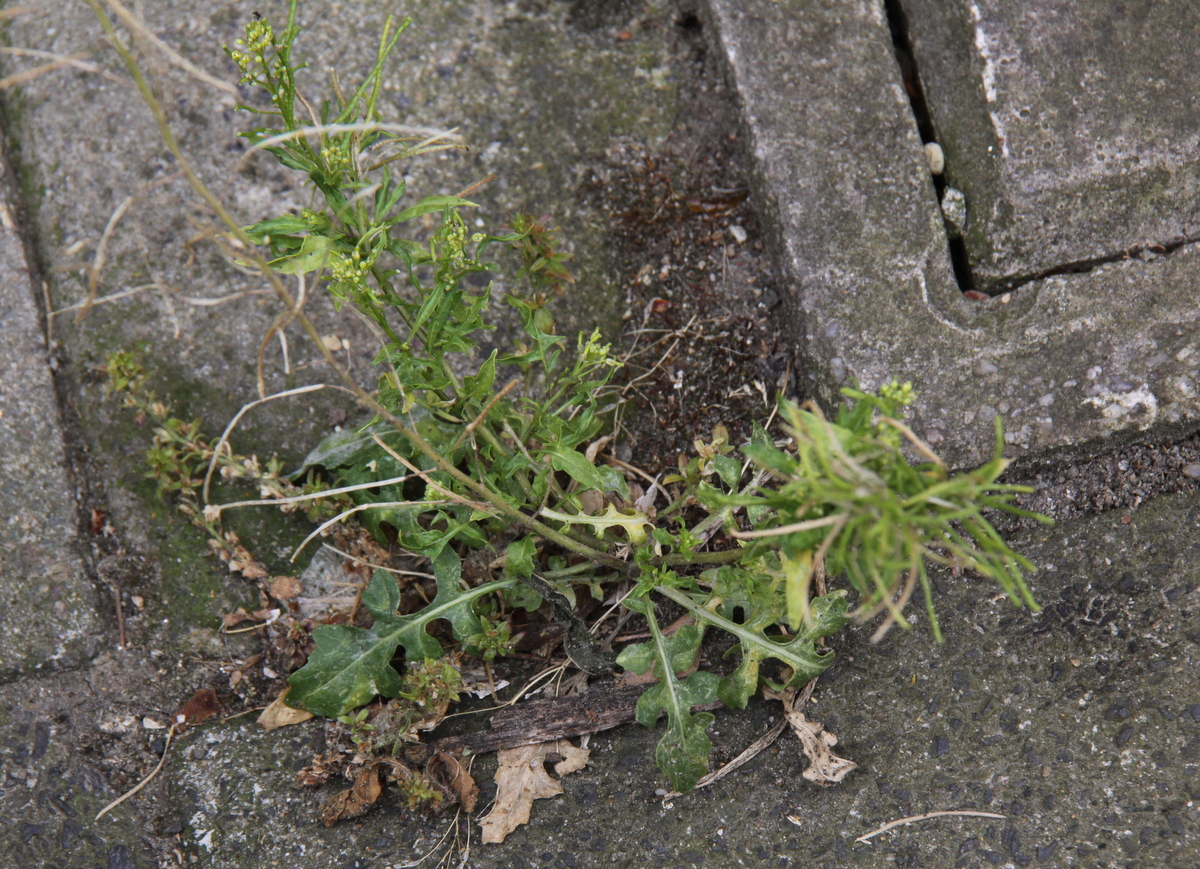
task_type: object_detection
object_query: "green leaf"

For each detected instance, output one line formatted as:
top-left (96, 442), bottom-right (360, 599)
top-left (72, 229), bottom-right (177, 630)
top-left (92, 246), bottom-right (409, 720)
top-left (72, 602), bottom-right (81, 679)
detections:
top-left (654, 584), bottom-right (850, 709)
top-left (643, 675), bottom-right (717, 793)
top-left (615, 639), bottom-right (656, 676)
top-left (390, 195), bottom-right (478, 225)
top-left (290, 421), bottom-right (404, 478)
top-left (541, 504), bottom-right (652, 545)
top-left (504, 536), bottom-right (536, 580)
top-left (546, 445), bottom-right (604, 491)
top-left (244, 214), bottom-right (312, 243)
top-left (268, 233), bottom-right (335, 275)
top-left (595, 465), bottom-right (630, 500)
top-left (749, 420), bottom-right (772, 450)
top-left (462, 350), bottom-right (497, 403)
top-left (619, 601), bottom-right (717, 793)
top-left (712, 455), bottom-right (743, 490)
top-left (287, 566), bottom-right (512, 717)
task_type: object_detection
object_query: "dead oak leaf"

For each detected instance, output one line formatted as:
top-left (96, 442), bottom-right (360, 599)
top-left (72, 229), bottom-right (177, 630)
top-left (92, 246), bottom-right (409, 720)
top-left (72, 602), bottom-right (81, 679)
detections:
top-left (478, 740), bottom-right (590, 844)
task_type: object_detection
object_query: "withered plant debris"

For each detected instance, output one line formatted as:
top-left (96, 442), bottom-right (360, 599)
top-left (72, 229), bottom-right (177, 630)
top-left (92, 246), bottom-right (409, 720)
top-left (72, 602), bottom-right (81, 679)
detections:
top-left (478, 740), bottom-right (590, 844)
top-left (777, 687), bottom-right (856, 785)
top-left (257, 687), bottom-right (314, 731)
top-left (305, 744), bottom-right (478, 825)
top-left (175, 688), bottom-right (222, 728)
top-left (321, 765), bottom-right (383, 826)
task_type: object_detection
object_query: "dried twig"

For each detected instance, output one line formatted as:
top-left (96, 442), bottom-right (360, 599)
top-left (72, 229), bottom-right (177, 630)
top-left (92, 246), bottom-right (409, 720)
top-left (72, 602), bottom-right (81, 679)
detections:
top-left (854, 810), bottom-right (1007, 844)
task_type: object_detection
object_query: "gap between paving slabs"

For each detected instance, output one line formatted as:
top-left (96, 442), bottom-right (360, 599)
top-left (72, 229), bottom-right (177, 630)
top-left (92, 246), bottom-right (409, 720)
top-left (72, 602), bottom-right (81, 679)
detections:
top-left (0, 1), bottom-right (835, 864)
top-left (4, 3), bottom-right (1195, 864)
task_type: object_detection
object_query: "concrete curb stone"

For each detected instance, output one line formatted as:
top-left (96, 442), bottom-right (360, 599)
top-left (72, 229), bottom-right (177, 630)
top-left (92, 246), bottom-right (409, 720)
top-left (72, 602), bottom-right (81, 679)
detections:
top-left (701, 0), bottom-right (1200, 469)
top-left (901, 0), bottom-right (1200, 286)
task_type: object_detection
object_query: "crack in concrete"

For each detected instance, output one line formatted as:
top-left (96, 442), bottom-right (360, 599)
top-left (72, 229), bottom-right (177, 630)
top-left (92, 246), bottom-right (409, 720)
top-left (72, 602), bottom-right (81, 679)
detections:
top-left (883, 0), bottom-right (1200, 296)
top-left (883, 0), bottom-right (976, 291)
top-left (986, 231), bottom-right (1200, 293)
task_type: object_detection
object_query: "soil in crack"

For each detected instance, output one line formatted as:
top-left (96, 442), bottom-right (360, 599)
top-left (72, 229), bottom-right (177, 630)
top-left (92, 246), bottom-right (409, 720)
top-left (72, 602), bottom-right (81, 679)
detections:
top-left (589, 2), bottom-right (792, 475)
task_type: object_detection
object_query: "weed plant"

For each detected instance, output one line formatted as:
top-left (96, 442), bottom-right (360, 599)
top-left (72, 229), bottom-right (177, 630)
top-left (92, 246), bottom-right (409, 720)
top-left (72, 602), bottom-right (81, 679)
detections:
top-left (96, 1), bottom-right (1049, 795)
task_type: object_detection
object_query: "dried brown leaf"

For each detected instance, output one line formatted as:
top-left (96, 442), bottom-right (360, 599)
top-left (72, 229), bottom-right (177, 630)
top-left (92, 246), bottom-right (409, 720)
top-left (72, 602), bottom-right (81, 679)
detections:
top-left (549, 742), bottom-right (590, 776)
top-left (230, 558), bottom-right (269, 579)
top-left (785, 710), bottom-right (856, 785)
top-left (176, 688), bottom-right (221, 727)
top-left (222, 607), bottom-right (252, 627)
top-left (478, 740), bottom-right (590, 843)
top-left (269, 575), bottom-right (302, 600)
top-left (296, 750), bottom-right (347, 787)
top-left (321, 765), bottom-right (382, 826)
top-left (428, 750), bottom-right (478, 812)
top-left (258, 687), bottom-right (314, 731)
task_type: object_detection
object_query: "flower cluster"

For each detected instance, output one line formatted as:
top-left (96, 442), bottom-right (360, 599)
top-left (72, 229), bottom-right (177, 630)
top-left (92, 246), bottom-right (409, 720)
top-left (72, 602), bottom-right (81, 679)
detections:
top-left (225, 17), bottom-right (279, 86)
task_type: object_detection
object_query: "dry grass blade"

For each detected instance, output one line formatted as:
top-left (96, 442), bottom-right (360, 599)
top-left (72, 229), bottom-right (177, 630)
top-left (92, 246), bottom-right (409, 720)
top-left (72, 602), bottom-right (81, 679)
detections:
top-left (730, 513), bottom-right (845, 540)
top-left (0, 56), bottom-right (91, 90)
top-left (201, 382), bottom-right (328, 502)
top-left (95, 723), bottom-right (177, 821)
top-left (51, 283), bottom-right (157, 317)
top-left (854, 810), bottom-right (1007, 844)
top-left (0, 4), bottom-right (35, 22)
top-left (206, 469), bottom-right (418, 520)
top-left (288, 499), bottom-right (450, 562)
top-left (101, 0), bottom-right (239, 94)
top-left (0, 46), bottom-right (129, 87)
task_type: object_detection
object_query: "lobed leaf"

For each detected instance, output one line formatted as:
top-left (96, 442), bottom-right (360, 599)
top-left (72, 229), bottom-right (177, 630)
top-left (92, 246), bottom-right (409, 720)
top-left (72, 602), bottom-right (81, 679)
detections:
top-left (617, 602), bottom-right (718, 793)
top-left (287, 565), bottom-right (512, 717)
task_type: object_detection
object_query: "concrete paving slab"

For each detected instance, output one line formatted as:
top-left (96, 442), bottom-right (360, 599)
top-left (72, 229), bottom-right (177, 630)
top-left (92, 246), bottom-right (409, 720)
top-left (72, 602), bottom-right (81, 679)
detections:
top-left (0, 132), bottom-right (101, 680)
top-left (902, 0), bottom-right (1200, 288)
top-left (0, 658), bottom-right (171, 869)
top-left (701, 0), bottom-right (1200, 468)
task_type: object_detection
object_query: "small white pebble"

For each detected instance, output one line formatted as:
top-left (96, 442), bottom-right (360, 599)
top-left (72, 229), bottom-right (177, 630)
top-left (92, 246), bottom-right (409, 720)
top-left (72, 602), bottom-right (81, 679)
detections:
top-left (143, 717), bottom-right (166, 730)
top-left (729, 224), bottom-right (748, 244)
top-left (924, 142), bottom-right (945, 174)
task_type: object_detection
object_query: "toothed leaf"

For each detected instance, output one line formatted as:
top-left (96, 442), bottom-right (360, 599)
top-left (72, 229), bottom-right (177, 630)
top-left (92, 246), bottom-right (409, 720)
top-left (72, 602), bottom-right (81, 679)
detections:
top-left (287, 565), bottom-right (511, 717)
